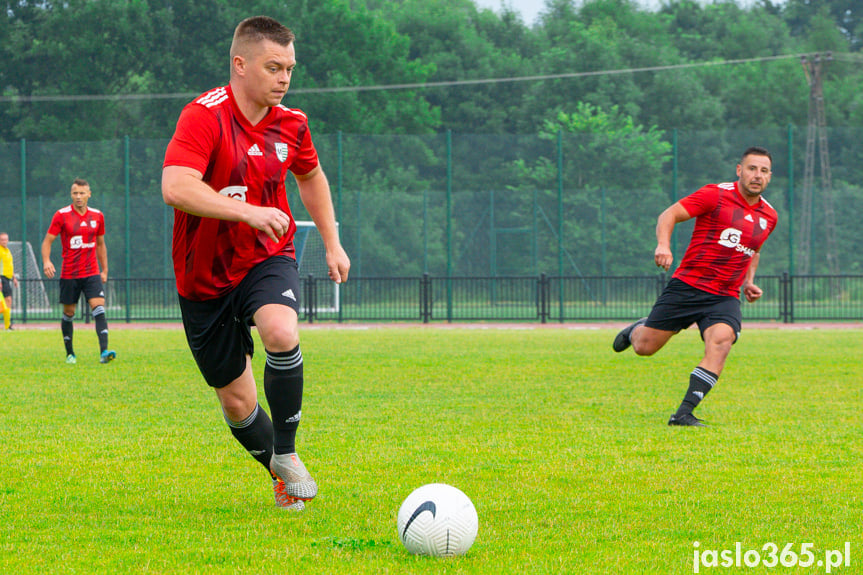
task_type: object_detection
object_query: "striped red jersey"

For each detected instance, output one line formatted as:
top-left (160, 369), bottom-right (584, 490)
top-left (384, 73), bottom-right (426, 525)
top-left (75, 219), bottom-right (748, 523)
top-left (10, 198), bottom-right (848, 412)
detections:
top-left (47, 206), bottom-right (105, 279)
top-left (163, 85), bottom-right (319, 301)
top-left (673, 182), bottom-right (778, 297)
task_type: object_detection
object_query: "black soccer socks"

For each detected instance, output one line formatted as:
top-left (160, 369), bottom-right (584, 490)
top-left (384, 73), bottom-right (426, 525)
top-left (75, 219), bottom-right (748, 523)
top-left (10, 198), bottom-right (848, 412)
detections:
top-left (92, 305), bottom-right (109, 352)
top-left (263, 346), bottom-right (304, 455)
top-left (62, 313), bottom-right (75, 355)
top-left (225, 402), bottom-right (274, 471)
top-left (675, 366), bottom-right (718, 416)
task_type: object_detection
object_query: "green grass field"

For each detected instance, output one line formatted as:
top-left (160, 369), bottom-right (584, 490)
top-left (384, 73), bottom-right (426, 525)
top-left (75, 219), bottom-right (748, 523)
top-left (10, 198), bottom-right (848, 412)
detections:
top-left (1, 326), bottom-right (861, 574)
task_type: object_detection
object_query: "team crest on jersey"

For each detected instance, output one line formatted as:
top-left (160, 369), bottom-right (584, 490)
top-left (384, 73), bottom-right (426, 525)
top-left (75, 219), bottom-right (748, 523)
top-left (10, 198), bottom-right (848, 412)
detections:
top-left (90, 220), bottom-right (97, 228)
top-left (275, 142), bottom-right (289, 163)
top-left (759, 217), bottom-right (768, 230)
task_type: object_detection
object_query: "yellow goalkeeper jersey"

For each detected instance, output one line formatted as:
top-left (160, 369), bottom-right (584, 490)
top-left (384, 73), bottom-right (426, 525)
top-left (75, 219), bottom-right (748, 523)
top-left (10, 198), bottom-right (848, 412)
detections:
top-left (0, 245), bottom-right (13, 279)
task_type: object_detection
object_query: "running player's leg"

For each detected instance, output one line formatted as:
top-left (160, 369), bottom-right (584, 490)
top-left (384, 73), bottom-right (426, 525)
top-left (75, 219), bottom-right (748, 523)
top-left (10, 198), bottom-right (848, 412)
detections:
top-left (179, 292), bottom-right (302, 508)
top-left (82, 275), bottom-right (114, 362)
top-left (257, 305), bottom-right (317, 501)
top-left (59, 279), bottom-right (80, 361)
top-left (670, 297), bottom-right (741, 425)
top-left (244, 256), bottom-right (316, 501)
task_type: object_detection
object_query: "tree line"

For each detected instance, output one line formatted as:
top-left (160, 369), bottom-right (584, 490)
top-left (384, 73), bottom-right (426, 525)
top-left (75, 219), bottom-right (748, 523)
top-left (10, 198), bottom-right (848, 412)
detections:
top-left (1, 0), bottom-right (860, 140)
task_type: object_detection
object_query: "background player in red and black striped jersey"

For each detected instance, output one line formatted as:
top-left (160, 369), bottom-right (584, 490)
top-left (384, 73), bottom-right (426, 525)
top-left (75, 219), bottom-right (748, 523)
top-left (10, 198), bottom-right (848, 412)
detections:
top-left (41, 178), bottom-right (116, 364)
top-left (613, 147), bottom-right (778, 427)
top-left (162, 16), bottom-right (350, 510)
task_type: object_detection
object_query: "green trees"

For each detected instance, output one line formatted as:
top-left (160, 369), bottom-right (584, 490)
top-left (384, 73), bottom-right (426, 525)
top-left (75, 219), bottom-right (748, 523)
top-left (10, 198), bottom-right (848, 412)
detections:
top-left (2, 0), bottom-right (861, 140)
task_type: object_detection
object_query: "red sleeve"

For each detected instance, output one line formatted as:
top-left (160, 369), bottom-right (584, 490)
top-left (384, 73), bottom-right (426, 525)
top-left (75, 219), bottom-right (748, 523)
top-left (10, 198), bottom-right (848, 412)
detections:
top-left (163, 103), bottom-right (220, 174)
top-left (679, 184), bottom-right (721, 217)
top-left (288, 124), bottom-right (319, 176)
top-left (47, 211), bottom-right (63, 236)
top-left (97, 212), bottom-right (106, 236)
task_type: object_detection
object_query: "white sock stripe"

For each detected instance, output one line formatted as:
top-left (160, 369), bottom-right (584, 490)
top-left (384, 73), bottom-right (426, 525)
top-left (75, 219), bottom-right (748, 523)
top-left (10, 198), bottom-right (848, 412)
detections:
top-left (692, 368), bottom-right (717, 388)
top-left (266, 349), bottom-right (303, 371)
top-left (225, 403), bottom-right (260, 429)
top-left (92, 305), bottom-right (105, 317)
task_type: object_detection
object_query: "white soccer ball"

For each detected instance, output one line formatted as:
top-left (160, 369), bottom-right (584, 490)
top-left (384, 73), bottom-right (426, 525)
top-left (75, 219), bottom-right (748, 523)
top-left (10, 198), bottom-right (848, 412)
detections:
top-left (397, 483), bottom-right (478, 557)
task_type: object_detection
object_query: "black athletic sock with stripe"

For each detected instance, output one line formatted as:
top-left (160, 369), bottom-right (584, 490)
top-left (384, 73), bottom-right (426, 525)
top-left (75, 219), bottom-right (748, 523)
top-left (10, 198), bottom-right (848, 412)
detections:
top-left (674, 367), bottom-right (718, 416)
top-left (263, 346), bottom-right (304, 455)
top-left (225, 403), bottom-right (273, 472)
top-left (92, 305), bottom-right (109, 352)
top-left (62, 313), bottom-right (75, 356)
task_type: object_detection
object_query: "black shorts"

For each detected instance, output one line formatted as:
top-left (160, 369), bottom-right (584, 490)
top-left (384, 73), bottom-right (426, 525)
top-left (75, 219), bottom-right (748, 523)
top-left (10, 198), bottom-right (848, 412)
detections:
top-left (645, 278), bottom-right (742, 342)
top-left (59, 275), bottom-right (105, 305)
top-left (179, 255), bottom-right (301, 389)
top-left (1, 276), bottom-right (11, 298)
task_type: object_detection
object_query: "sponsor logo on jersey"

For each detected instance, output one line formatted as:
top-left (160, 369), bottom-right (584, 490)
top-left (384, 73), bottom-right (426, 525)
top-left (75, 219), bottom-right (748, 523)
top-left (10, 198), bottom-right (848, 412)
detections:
top-left (248, 143), bottom-right (263, 156)
top-left (219, 185), bottom-right (248, 202)
top-left (275, 142), bottom-right (289, 162)
top-left (282, 289), bottom-right (296, 301)
top-left (69, 235), bottom-right (96, 250)
top-left (744, 214), bottom-right (754, 222)
top-left (717, 227), bottom-right (755, 257)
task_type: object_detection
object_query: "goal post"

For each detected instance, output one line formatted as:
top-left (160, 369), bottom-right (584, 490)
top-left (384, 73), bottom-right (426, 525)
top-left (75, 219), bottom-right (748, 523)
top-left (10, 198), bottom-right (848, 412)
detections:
top-left (294, 221), bottom-right (340, 313)
top-left (6, 241), bottom-right (52, 313)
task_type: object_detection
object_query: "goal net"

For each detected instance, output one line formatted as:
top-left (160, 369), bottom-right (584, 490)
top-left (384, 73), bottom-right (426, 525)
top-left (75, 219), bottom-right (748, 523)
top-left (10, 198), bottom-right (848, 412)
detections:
top-left (294, 221), bottom-right (340, 313)
top-left (6, 241), bottom-right (52, 313)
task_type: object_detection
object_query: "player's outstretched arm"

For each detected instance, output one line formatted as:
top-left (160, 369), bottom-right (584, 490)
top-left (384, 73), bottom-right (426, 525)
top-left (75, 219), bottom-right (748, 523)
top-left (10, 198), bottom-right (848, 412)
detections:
top-left (162, 165), bottom-right (292, 243)
top-left (295, 166), bottom-right (350, 283)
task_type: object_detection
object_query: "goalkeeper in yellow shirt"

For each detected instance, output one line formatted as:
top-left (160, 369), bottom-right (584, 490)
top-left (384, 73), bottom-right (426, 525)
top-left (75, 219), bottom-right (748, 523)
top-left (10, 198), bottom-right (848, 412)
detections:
top-left (0, 232), bottom-right (18, 330)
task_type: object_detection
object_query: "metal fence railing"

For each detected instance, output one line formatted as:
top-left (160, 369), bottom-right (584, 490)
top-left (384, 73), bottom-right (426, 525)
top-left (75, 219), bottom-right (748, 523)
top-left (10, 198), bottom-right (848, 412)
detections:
top-left (10, 274), bottom-right (863, 325)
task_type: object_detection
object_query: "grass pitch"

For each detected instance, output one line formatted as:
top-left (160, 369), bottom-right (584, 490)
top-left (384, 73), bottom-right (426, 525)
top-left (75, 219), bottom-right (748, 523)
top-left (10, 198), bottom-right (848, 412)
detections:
top-left (1, 326), bottom-right (861, 574)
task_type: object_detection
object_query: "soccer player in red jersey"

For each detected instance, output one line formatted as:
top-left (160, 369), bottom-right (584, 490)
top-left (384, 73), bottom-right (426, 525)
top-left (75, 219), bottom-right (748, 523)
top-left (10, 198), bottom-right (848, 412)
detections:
top-left (162, 16), bottom-right (350, 510)
top-left (613, 147), bottom-right (778, 426)
top-left (41, 178), bottom-right (116, 364)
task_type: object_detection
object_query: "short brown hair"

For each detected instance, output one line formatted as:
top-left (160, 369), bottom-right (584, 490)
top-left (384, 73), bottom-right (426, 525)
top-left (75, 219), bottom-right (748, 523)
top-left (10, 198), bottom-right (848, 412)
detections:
top-left (230, 16), bottom-right (295, 61)
top-left (72, 178), bottom-right (89, 187)
top-left (742, 146), bottom-right (772, 165)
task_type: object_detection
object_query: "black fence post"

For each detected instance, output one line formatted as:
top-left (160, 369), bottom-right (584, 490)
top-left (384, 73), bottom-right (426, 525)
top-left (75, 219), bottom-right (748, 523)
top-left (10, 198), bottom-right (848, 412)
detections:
top-left (538, 273), bottom-right (548, 324)
top-left (421, 273), bottom-right (431, 324)
top-left (305, 274), bottom-right (315, 324)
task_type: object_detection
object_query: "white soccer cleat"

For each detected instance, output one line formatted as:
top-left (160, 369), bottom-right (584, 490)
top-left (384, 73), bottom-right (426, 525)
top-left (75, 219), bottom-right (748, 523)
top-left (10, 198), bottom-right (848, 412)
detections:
top-left (272, 479), bottom-right (306, 511)
top-left (270, 452), bottom-right (318, 501)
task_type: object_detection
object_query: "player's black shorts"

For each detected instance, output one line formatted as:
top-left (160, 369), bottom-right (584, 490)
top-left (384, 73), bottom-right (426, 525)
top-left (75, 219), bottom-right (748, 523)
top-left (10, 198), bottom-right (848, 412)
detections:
top-left (59, 275), bottom-right (105, 305)
top-left (645, 278), bottom-right (742, 342)
top-left (1, 276), bottom-right (11, 298)
top-left (179, 255), bottom-right (301, 389)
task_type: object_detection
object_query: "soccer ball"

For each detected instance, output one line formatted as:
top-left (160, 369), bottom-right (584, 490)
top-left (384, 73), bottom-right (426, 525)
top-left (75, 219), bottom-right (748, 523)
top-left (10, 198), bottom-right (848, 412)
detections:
top-left (397, 483), bottom-right (478, 557)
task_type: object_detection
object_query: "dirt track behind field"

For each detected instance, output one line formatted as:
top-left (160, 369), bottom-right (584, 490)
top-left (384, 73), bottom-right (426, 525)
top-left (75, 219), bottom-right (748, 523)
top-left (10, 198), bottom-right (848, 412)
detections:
top-left (12, 321), bottom-right (863, 331)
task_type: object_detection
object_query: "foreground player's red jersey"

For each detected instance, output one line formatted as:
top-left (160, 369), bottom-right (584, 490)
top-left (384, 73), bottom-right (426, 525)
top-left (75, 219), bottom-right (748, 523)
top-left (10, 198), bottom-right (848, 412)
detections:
top-left (673, 182), bottom-right (778, 297)
top-left (163, 85), bottom-right (319, 301)
top-left (47, 206), bottom-right (105, 279)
